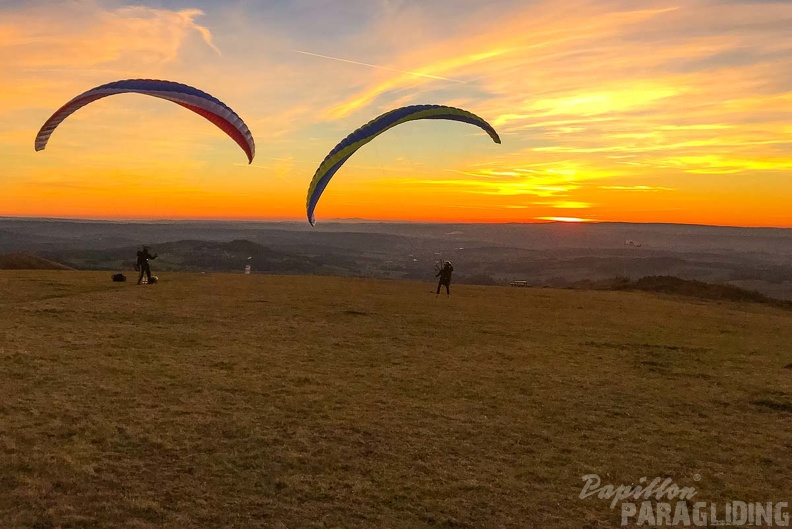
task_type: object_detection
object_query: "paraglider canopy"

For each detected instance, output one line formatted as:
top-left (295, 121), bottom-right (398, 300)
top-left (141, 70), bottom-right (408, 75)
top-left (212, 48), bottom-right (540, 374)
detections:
top-left (306, 104), bottom-right (501, 226)
top-left (35, 79), bottom-right (256, 163)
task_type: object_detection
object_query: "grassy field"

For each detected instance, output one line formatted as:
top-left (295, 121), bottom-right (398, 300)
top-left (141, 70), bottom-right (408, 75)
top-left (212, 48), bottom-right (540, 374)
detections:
top-left (1, 271), bottom-right (790, 528)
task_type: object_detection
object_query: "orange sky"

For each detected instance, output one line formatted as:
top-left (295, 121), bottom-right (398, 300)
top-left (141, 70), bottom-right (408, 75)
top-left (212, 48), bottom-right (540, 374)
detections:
top-left (1, 0), bottom-right (790, 227)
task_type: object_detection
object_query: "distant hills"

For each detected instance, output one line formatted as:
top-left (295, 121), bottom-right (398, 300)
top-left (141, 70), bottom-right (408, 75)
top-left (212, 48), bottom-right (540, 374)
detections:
top-left (1, 217), bottom-right (790, 299)
top-left (0, 252), bottom-right (73, 270)
top-left (37, 239), bottom-right (333, 275)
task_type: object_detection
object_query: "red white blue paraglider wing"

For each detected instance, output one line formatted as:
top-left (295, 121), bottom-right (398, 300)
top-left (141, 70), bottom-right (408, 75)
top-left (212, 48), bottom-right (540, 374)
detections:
top-left (35, 79), bottom-right (255, 163)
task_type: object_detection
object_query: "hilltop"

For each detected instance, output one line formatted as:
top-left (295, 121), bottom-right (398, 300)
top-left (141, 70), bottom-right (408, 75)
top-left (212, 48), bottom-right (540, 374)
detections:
top-left (40, 239), bottom-right (329, 275)
top-left (573, 275), bottom-right (792, 310)
top-left (1, 271), bottom-right (790, 528)
top-left (0, 252), bottom-right (73, 270)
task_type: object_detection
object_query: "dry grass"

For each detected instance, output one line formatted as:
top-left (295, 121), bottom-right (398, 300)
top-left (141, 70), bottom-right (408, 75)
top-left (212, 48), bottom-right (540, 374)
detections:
top-left (1, 271), bottom-right (790, 528)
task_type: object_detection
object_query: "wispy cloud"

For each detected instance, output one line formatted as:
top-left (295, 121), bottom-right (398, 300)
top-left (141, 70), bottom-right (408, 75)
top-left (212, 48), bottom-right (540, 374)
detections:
top-left (293, 50), bottom-right (466, 83)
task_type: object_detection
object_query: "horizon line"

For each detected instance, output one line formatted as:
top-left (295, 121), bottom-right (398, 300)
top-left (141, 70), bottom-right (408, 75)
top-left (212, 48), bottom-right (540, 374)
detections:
top-left (0, 215), bottom-right (789, 230)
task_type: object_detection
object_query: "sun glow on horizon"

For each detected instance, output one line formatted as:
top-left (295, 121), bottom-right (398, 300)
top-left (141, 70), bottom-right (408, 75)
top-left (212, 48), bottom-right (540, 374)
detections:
top-left (535, 216), bottom-right (593, 223)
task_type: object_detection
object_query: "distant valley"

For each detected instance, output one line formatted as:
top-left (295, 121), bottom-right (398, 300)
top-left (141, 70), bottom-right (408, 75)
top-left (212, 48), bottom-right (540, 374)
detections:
top-left (2, 217), bottom-right (791, 300)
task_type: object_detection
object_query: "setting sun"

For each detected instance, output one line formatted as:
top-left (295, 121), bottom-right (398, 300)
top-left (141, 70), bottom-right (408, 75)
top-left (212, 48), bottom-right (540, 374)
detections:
top-left (535, 217), bottom-right (592, 223)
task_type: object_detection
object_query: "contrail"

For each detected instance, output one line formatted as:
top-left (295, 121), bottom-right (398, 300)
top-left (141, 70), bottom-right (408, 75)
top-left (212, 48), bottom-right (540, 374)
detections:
top-left (292, 49), bottom-right (466, 84)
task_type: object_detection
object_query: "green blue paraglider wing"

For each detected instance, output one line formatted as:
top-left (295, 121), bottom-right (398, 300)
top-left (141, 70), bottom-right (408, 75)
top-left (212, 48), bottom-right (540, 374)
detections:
top-left (306, 104), bottom-right (500, 225)
top-left (35, 79), bottom-right (255, 163)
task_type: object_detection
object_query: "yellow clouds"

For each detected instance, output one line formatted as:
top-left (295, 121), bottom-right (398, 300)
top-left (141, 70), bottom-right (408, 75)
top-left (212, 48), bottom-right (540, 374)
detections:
top-left (505, 82), bottom-right (680, 122)
top-left (665, 155), bottom-right (792, 175)
top-left (400, 157), bottom-right (621, 201)
top-left (534, 201), bottom-right (591, 209)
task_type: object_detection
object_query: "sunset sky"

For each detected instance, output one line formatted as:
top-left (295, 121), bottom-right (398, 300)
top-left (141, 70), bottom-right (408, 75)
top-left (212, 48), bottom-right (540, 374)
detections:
top-left (1, 0), bottom-right (790, 226)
